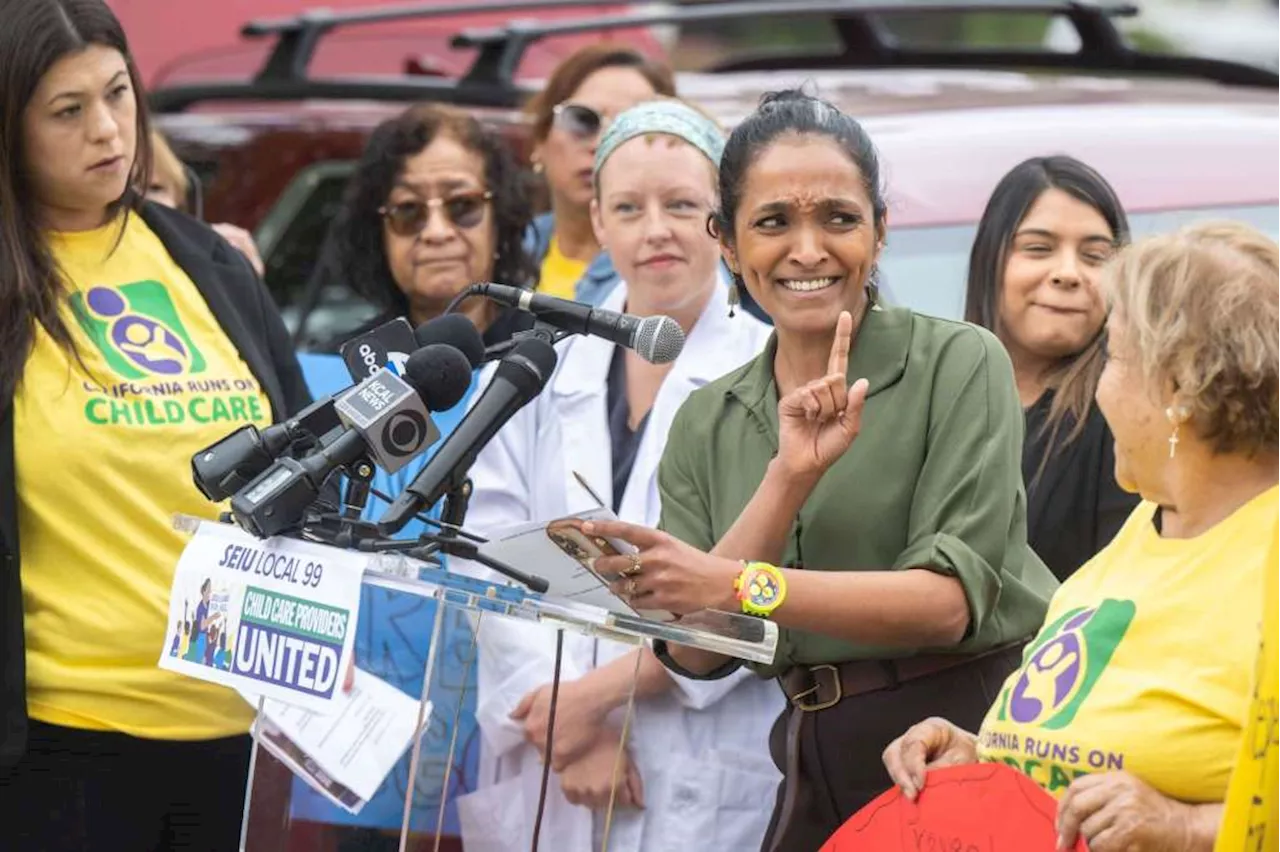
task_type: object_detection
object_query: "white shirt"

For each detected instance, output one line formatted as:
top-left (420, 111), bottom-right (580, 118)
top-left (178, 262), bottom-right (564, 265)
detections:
top-left (455, 279), bottom-right (783, 852)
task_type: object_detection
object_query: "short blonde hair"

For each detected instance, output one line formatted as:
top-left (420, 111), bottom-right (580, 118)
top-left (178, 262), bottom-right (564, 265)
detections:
top-left (1105, 220), bottom-right (1279, 456)
top-left (150, 128), bottom-right (189, 210)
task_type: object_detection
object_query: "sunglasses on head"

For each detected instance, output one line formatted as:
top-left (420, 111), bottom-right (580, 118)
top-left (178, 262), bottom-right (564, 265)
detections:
top-left (552, 103), bottom-right (608, 140)
top-left (378, 190), bottom-right (494, 237)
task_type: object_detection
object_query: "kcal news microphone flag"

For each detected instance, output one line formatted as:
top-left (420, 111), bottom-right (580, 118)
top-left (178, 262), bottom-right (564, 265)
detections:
top-left (160, 520), bottom-right (364, 711)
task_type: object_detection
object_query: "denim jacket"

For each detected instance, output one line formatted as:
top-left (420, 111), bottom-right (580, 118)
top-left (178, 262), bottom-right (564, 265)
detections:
top-left (524, 212), bottom-right (620, 305)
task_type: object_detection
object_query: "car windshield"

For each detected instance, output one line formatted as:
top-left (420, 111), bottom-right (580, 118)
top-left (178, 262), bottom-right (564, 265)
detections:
top-left (879, 203), bottom-right (1280, 319)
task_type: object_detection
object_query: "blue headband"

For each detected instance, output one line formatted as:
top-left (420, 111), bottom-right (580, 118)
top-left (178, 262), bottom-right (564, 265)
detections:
top-left (593, 100), bottom-right (725, 178)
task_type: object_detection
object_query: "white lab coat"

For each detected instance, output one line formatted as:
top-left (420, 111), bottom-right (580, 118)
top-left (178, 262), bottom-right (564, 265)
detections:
top-left (454, 280), bottom-right (784, 852)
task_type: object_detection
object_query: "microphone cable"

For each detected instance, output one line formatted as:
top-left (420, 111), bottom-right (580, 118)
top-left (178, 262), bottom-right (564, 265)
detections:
top-left (443, 285), bottom-right (477, 317)
top-left (526, 640), bottom-right (645, 852)
top-left (530, 629), bottom-right (565, 852)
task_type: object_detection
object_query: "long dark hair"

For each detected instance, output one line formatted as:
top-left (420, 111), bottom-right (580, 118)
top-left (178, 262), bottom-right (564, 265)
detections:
top-left (313, 104), bottom-right (537, 320)
top-left (714, 89), bottom-right (888, 305)
top-left (0, 0), bottom-right (152, 406)
top-left (963, 155), bottom-right (1128, 469)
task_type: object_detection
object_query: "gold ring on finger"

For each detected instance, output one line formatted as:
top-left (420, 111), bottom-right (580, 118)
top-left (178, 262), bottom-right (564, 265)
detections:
top-left (626, 578), bottom-right (639, 597)
top-left (622, 553), bottom-right (643, 578)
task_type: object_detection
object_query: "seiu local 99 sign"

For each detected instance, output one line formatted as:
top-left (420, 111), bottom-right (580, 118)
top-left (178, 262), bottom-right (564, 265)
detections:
top-left (160, 521), bottom-right (365, 712)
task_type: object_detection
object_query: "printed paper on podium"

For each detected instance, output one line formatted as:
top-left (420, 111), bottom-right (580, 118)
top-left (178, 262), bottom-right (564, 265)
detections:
top-left (478, 507), bottom-right (676, 622)
top-left (246, 668), bottom-right (429, 814)
top-left (159, 520), bottom-right (363, 712)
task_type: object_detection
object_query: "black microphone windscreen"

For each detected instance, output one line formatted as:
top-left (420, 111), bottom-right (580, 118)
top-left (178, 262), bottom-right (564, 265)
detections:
top-left (404, 344), bottom-right (473, 411)
top-left (414, 314), bottom-right (485, 368)
top-left (496, 337), bottom-right (558, 397)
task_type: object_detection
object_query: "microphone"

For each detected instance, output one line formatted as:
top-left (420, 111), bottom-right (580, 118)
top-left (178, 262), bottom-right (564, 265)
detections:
top-left (417, 313), bottom-right (486, 368)
top-left (191, 397), bottom-right (342, 502)
top-left (341, 317), bottom-right (418, 380)
top-left (192, 318), bottom-right (486, 503)
top-left (378, 337), bottom-right (559, 534)
top-left (341, 313), bottom-right (489, 379)
top-left (468, 282), bottom-right (685, 364)
top-left (229, 344), bottom-right (473, 538)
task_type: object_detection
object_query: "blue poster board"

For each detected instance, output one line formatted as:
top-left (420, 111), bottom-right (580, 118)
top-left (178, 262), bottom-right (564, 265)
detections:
top-left (289, 353), bottom-right (480, 836)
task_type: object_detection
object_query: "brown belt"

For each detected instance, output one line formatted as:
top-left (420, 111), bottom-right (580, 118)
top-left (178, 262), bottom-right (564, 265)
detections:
top-left (779, 650), bottom-right (989, 713)
top-left (768, 646), bottom-right (1022, 852)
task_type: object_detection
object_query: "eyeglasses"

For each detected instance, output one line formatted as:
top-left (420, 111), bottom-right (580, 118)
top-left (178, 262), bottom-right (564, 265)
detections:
top-left (552, 103), bottom-right (608, 140)
top-left (378, 190), bottom-right (494, 236)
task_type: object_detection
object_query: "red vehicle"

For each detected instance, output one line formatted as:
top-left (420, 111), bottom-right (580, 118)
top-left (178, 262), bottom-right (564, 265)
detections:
top-left (111, 0), bottom-right (660, 87)
top-left (148, 0), bottom-right (1277, 348)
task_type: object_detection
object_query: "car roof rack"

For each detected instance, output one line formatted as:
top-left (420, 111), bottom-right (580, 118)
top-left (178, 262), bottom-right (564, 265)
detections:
top-left (454, 0), bottom-right (1279, 89)
top-left (151, 0), bottom-right (1278, 113)
top-left (150, 0), bottom-right (630, 113)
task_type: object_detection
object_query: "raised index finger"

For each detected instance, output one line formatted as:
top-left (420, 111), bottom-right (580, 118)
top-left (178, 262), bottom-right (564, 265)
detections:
top-left (828, 310), bottom-right (853, 377)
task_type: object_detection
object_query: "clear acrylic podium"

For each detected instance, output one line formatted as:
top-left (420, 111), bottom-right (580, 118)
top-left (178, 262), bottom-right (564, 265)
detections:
top-left (173, 517), bottom-right (778, 852)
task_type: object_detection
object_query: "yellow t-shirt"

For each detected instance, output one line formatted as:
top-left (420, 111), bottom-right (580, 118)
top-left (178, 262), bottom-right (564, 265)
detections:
top-left (537, 235), bottom-right (588, 300)
top-left (978, 485), bottom-right (1278, 802)
top-left (1215, 526), bottom-right (1278, 850)
top-left (14, 213), bottom-right (270, 740)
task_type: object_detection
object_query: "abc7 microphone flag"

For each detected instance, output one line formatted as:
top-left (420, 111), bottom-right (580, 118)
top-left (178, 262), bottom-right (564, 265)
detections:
top-left (159, 520), bottom-right (365, 713)
top-left (340, 317), bottom-right (417, 380)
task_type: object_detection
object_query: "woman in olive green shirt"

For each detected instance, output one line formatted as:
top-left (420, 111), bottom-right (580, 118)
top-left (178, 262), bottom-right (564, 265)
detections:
top-left (583, 90), bottom-right (1058, 851)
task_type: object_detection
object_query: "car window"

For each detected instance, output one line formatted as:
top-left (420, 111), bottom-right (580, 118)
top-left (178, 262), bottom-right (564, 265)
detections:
top-left (256, 161), bottom-right (379, 349)
top-left (878, 203), bottom-right (1280, 320)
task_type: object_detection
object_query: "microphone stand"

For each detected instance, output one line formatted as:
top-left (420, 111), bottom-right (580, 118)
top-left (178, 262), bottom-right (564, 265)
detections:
top-left (481, 320), bottom-right (566, 363)
top-left (437, 478), bottom-right (472, 542)
top-left (340, 474), bottom-right (549, 592)
top-left (340, 457), bottom-right (375, 522)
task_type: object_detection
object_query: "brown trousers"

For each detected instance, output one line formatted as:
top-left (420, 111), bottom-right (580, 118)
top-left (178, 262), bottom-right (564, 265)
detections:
top-left (760, 645), bottom-right (1025, 852)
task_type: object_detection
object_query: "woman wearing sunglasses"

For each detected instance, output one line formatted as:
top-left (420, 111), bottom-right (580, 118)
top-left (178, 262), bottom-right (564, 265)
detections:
top-left (316, 103), bottom-right (538, 347)
top-left (455, 100), bottom-right (781, 852)
top-left (289, 101), bottom-right (545, 847)
top-left (524, 44), bottom-right (676, 304)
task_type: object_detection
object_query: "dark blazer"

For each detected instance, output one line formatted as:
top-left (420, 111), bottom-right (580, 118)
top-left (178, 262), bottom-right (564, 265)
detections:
top-left (0, 202), bottom-right (312, 767)
top-left (1022, 391), bottom-right (1140, 581)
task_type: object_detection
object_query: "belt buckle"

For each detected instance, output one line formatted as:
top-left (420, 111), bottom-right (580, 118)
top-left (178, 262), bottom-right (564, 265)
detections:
top-left (790, 663), bottom-right (842, 712)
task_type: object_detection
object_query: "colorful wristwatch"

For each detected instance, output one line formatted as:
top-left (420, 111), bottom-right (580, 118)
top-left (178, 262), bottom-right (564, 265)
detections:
top-left (734, 561), bottom-right (787, 618)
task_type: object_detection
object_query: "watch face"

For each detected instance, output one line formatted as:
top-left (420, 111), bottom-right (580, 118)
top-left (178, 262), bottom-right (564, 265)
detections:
top-left (746, 569), bottom-right (781, 609)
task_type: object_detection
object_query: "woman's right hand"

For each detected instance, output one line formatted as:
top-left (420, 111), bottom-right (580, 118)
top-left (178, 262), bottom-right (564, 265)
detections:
top-left (776, 311), bottom-right (869, 482)
top-left (881, 717), bottom-right (980, 800)
top-left (511, 680), bottom-right (605, 771)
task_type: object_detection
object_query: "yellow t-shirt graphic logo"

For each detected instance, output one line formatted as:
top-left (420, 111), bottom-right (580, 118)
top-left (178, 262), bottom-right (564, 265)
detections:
top-left (978, 493), bottom-right (1275, 802)
top-left (1000, 600), bottom-right (1136, 730)
top-left (74, 281), bottom-right (206, 378)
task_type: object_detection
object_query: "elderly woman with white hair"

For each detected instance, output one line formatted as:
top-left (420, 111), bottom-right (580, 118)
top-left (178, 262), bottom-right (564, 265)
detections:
top-left (455, 99), bottom-right (783, 852)
top-left (883, 220), bottom-right (1279, 852)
